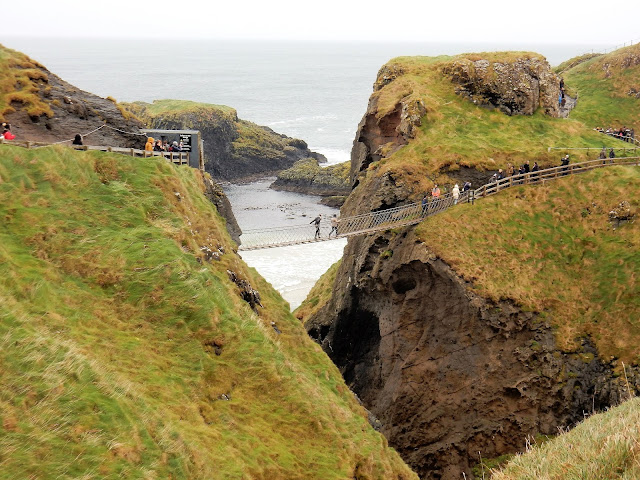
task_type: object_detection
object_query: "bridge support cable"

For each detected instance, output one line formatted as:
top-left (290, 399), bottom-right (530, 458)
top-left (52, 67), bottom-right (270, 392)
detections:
top-left (238, 157), bottom-right (639, 251)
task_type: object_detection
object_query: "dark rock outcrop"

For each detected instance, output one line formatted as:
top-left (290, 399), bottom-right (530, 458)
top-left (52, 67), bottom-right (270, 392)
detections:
top-left (350, 67), bottom-right (426, 189)
top-left (442, 56), bottom-right (560, 117)
top-left (124, 101), bottom-right (326, 181)
top-left (270, 158), bottom-right (350, 196)
top-left (307, 228), bottom-right (638, 480)
top-left (202, 174), bottom-right (242, 244)
top-left (4, 59), bottom-right (144, 148)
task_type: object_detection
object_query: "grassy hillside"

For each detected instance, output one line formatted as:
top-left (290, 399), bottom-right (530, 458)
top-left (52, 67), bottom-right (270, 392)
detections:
top-left (562, 43), bottom-right (640, 129)
top-left (492, 397), bottom-right (640, 479)
top-left (295, 260), bottom-right (341, 324)
top-left (362, 49), bottom-right (639, 199)
top-left (416, 166), bottom-right (640, 364)
top-left (0, 145), bottom-right (416, 479)
top-left (0, 44), bottom-right (53, 121)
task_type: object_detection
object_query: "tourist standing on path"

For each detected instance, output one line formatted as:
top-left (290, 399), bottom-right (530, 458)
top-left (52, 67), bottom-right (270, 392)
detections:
top-left (310, 214), bottom-right (322, 239)
top-left (329, 214), bottom-right (339, 238)
top-left (599, 147), bottom-right (607, 163)
top-left (462, 181), bottom-right (472, 192)
top-left (73, 134), bottom-right (83, 146)
top-left (421, 194), bottom-right (429, 214)
top-left (561, 154), bottom-right (570, 175)
top-left (531, 162), bottom-right (540, 182)
top-left (145, 137), bottom-right (154, 152)
top-left (452, 184), bottom-right (460, 205)
top-left (609, 148), bottom-right (616, 162)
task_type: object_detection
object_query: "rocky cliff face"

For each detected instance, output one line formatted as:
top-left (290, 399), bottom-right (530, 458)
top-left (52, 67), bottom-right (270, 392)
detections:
top-left (350, 77), bottom-right (426, 189)
top-left (306, 229), bottom-right (637, 480)
top-left (305, 51), bottom-right (638, 480)
top-left (442, 56), bottom-right (560, 117)
top-left (270, 158), bottom-right (350, 196)
top-left (2, 50), bottom-right (144, 148)
top-left (125, 100), bottom-right (326, 181)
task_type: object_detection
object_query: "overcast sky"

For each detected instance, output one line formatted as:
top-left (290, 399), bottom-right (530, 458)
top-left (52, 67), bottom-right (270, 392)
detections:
top-left (2, 0), bottom-right (638, 47)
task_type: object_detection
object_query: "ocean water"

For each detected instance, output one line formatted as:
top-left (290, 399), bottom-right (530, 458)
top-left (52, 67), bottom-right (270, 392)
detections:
top-left (2, 37), bottom-right (598, 308)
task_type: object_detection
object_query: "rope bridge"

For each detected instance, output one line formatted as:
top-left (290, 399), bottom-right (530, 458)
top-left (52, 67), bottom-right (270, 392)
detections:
top-left (238, 157), bottom-right (640, 251)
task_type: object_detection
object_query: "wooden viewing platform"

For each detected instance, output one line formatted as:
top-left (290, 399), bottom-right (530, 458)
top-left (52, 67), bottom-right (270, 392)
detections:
top-left (0, 139), bottom-right (190, 166)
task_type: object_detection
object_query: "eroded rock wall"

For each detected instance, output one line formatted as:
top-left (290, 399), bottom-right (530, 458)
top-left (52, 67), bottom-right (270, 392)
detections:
top-left (307, 229), bottom-right (636, 479)
top-left (442, 56), bottom-right (560, 117)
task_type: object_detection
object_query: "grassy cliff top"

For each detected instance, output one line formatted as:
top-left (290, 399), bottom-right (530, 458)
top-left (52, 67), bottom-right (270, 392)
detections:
top-left (0, 44), bottom-right (53, 121)
top-left (122, 99), bottom-right (238, 124)
top-left (0, 145), bottom-right (416, 479)
top-left (416, 166), bottom-right (640, 364)
top-left (492, 397), bottom-right (640, 479)
top-left (363, 48), bottom-right (639, 199)
top-left (561, 43), bottom-right (640, 129)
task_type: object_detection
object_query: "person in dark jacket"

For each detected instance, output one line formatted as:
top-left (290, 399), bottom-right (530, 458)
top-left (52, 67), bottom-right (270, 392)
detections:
top-left (72, 134), bottom-right (83, 146)
top-left (561, 154), bottom-right (570, 175)
top-left (310, 214), bottom-right (322, 239)
top-left (609, 148), bottom-right (616, 163)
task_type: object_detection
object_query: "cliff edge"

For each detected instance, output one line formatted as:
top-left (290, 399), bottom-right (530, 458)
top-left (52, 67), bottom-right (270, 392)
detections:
top-left (303, 47), bottom-right (640, 480)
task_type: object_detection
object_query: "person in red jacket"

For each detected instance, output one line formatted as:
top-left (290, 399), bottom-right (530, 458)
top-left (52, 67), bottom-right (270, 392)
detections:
top-left (2, 123), bottom-right (16, 140)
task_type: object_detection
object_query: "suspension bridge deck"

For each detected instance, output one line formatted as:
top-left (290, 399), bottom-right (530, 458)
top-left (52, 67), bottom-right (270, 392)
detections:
top-left (237, 157), bottom-right (640, 251)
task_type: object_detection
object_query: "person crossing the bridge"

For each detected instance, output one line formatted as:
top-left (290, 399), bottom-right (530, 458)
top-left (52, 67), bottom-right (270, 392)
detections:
top-left (431, 184), bottom-right (441, 209)
top-left (310, 214), bottom-right (322, 240)
top-left (452, 184), bottom-right (460, 205)
top-left (329, 214), bottom-right (340, 238)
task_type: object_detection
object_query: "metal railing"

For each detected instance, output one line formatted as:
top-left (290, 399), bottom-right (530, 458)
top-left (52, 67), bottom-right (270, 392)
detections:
top-left (238, 157), bottom-right (640, 250)
top-left (238, 191), bottom-right (469, 251)
top-left (473, 157), bottom-right (640, 199)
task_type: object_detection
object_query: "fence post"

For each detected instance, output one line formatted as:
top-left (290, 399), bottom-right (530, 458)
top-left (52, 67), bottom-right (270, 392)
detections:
top-left (471, 190), bottom-right (475, 205)
top-left (130, 148), bottom-right (135, 156)
top-left (27, 142), bottom-right (32, 149)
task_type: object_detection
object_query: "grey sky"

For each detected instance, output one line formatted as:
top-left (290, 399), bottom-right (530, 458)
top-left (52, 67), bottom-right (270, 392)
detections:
top-left (2, 0), bottom-right (639, 46)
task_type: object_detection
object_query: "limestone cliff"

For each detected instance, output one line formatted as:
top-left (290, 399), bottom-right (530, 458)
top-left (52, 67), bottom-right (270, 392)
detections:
top-left (124, 100), bottom-right (326, 181)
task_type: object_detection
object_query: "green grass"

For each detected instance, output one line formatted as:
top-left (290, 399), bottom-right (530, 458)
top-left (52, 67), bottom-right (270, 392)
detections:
top-left (295, 259), bottom-right (342, 325)
top-left (0, 145), bottom-right (416, 480)
top-left (492, 397), bottom-right (640, 479)
top-left (416, 166), bottom-right (640, 364)
top-left (0, 44), bottom-right (54, 121)
top-left (562, 44), bottom-right (640, 130)
top-left (351, 49), bottom-right (640, 203)
top-left (276, 159), bottom-right (350, 190)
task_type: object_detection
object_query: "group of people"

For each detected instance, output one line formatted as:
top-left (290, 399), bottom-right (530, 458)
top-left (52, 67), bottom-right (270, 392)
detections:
top-left (421, 181), bottom-right (471, 212)
top-left (594, 126), bottom-right (635, 143)
top-left (490, 160), bottom-right (540, 183)
top-left (145, 136), bottom-right (184, 153)
top-left (558, 78), bottom-right (567, 107)
top-left (0, 123), bottom-right (16, 141)
top-left (598, 147), bottom-right (616, 163)
top-left (310, 214), bottom-right (340, 239)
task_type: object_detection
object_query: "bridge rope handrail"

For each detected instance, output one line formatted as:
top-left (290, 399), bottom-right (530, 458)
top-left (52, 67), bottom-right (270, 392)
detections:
top-left (238, 156), bottom-right (640, 250)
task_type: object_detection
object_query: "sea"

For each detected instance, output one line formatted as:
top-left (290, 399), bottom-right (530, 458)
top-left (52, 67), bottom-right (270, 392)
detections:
top-left (2, 37), bottom-right (600, 308)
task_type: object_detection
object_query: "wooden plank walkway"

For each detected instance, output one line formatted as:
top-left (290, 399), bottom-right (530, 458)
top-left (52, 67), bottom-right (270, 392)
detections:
top-left (238, 157), bottom-right (640, 251)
